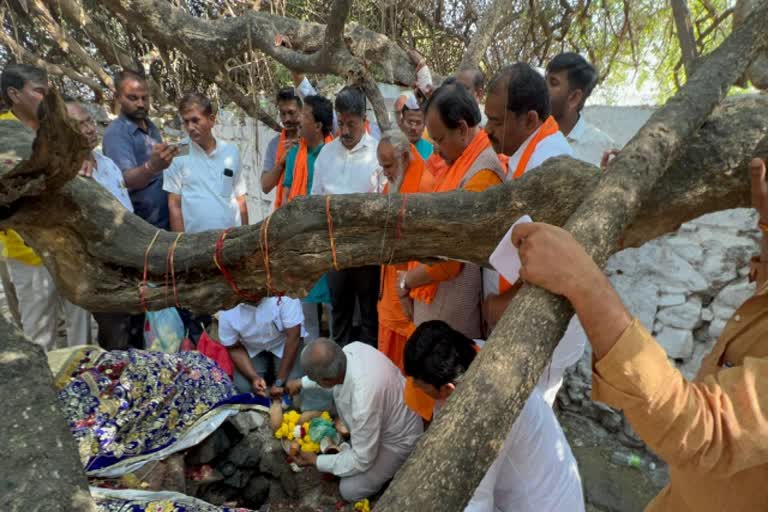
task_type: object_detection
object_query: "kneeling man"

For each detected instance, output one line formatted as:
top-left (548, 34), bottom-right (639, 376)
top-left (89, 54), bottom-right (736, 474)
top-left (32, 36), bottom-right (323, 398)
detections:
top-left (404, 320), bottom-right (585, 511)
top-left (287, 338), bottom-right (423, 501)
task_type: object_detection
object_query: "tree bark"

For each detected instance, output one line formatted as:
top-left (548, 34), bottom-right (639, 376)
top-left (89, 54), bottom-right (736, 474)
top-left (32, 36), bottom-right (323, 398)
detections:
top-left (1, 92), bottom-right (767, 316)
top-left (374, 1), bottom-right (768, 510)
top-left (0, 314), bottom-right (96, 511)
top-left (459, 0), bottom-right (520, 70)
top-left (99, 0), bottom-right (403, 129)
top-left (672, 0), bottom-right (700, 80)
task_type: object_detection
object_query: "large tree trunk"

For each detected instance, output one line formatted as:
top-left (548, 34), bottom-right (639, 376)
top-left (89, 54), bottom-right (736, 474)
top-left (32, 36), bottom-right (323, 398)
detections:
top-left (0, 313), bottom-right (96, 512)
top-left (374, 1), bottom-right (768, 510)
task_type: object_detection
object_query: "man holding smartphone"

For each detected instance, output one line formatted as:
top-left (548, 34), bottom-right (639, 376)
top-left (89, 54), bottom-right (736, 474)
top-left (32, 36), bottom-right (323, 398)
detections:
top-left (163, 92), bottom-right (248, 234)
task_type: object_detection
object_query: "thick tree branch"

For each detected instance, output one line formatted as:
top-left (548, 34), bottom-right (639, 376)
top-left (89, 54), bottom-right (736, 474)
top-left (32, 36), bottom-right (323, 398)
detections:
top-left (375, 1), bottom-right (768, 509)
top-left (324, 0), bottom-right (353, 51)
top-left (0, 315), bottom-right (96, 512)
top-left (460, 0), bottom-right (523, 70)
top-left (672, 0), bottom-right (699, 80)
top-left (0, 29), bottom-right (104, 101)
top-left (25, 0), bottom-right (115, 93)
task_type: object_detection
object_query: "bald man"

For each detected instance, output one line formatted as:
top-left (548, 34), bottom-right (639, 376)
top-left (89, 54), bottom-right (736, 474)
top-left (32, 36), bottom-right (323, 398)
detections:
top-left (286, 339), bottom-right (422, 501)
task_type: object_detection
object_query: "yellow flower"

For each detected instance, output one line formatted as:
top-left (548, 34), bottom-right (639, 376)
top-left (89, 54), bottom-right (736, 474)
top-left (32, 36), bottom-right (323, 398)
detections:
top-left (321, 411), bottom-right (332, 422)
top-left (354, 499), bottom-right (371, 512)
top-left (303, 421), bottom-right (310, 431)
top-left (287, 432), bottom-right (294, 441)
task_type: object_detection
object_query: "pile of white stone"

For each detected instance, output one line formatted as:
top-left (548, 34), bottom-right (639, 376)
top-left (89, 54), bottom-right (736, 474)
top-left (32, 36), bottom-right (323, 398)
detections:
top-left (559, 208), bottom-right (759, 448)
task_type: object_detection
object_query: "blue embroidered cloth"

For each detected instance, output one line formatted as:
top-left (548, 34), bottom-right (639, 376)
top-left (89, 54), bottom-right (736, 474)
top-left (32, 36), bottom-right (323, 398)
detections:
top-left (54, 347), bottom-right (269, 475)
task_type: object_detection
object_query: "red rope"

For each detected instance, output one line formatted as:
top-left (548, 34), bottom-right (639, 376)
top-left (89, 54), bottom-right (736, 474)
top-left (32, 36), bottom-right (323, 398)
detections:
top-left (214, 229), bottom-right (262, 302)
top-left (139, 230), bottom-right (162, 312)
top-left (326, 195), bottom-right (339, 270)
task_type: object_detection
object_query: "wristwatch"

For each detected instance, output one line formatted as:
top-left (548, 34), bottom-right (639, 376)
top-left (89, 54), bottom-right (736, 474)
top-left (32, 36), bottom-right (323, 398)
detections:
top-left (274, 378), bottom-right (285, 388)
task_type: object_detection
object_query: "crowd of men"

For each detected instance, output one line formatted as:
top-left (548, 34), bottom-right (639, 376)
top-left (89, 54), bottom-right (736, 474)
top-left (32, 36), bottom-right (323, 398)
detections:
top-left (2, 49), bottom-right (765, 511)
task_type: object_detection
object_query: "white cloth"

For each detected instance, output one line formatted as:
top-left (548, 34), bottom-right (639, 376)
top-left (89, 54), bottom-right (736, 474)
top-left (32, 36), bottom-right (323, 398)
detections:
top-left (567, 116), bottom-right (616, 167)
top-left (162, 139), bottom-right (246, 233)
top-left (484, 124), bottom-right (583, 405)
top-left (305, 343), bottom-right (422, 481)
top-left (6, 260), bottom-right (91, 351)
top-left (310, 133), bottom-right (379, 196)
top-left (218, 297), bottom-right (306, 358)
top-left (438, 387), bottom-right (584, 512)
top-left (504, 124), bottom-right (573, 179)
top-left (93, 150), bottom-right (134, 211)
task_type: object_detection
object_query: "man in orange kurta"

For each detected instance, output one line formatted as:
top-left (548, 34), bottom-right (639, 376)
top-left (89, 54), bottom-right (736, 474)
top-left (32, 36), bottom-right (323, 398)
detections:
top-left (398, 81), bottom-right (506, 420)
top-left (510, 158), bottom-right (768, 512)
top-left (374, 130), bottom-right (429, 371)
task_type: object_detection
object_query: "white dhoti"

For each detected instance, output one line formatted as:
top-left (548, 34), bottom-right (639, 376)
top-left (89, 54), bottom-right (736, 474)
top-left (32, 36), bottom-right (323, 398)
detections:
top-left (6, 260), bottom-right (91, 350)
top-left (338, 446), bottom-right (413, 502)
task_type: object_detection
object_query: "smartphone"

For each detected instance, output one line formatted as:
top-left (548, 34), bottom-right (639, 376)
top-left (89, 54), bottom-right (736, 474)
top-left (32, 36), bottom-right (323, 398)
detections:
top-left (176, 143), bottom-right (190, 156)
top-left (220, 168), bottom-right (234, 198)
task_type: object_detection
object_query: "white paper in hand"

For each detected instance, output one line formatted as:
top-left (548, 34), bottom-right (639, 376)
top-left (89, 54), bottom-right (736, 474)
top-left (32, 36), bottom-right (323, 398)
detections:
top-left (489, 215), bottom-right (533, 285)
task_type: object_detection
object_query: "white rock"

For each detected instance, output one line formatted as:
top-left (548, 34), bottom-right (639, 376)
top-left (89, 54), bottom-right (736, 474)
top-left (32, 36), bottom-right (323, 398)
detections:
top-left (659, 285), bottom-right (689, 295)
top-left (656, 327), bottom-right (694, 359)
top-left (714, 279), bottom-right (756, 310)
top-left (665, 237), bottom-right (704, 266)
top-left (712, 302), bottom-right (736, 322)
top-left (606, 242), bottom-right (708, 293)
top-left (653, 320), bottom-right (664, 334)
top-left (656, 301), bottom-right (702, 330)
top-left (609, 274), bottom-right (659, 331)
top-left (701, 308), bottom-right (714, 322)
top-left (658, 293), bottom-right (686, 307)
top-left (686, 208), bottom-right (756, 231)
top-left (708, 318), bottom-right (728, 340)
top-left (739, 266), bottom-right (751, 277)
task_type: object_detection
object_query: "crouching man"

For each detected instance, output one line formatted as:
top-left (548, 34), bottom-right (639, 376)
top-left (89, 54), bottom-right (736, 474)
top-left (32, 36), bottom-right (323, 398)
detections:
top-left (404, 320), bottom-right (585, 511)
top-left (286, 338), bottom-right (423, 501)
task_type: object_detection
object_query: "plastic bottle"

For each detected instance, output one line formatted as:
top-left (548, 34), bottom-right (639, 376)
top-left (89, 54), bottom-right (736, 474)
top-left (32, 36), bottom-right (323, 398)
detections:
top-left (611, 451), bottom-right (656, 470)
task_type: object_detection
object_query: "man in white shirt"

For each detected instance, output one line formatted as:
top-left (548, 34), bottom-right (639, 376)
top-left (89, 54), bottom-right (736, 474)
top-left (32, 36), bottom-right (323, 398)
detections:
top-left (163, 93), bottom-right (248, 233)
top-left (482, 64), bottom-right (586, 405)
top-left (311, 87), bottom-right (381, 347)
top-left (287, 338), bottom-right (423, 501)
top-left (292, 72), bottom-right (382, 140)
top-left (546, 52), bottom-right (616, 167)
top-left (403, 321), bottom-right (585, 512)
top-left (219, 297), bottom-right (305, 397)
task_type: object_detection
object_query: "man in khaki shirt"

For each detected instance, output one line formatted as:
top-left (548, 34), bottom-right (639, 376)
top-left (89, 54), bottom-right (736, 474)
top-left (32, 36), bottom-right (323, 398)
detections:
top-left (509, 157), bottom-right (768, 512)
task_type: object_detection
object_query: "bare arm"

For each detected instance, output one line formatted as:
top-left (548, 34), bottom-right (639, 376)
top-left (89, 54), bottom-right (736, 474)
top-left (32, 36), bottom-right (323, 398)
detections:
top-left (227, 342), bottom-right (267, 395)
top-left (276, 325), bottom-right (301, 383)
top-left (168, 193), bottom-right (184, 233)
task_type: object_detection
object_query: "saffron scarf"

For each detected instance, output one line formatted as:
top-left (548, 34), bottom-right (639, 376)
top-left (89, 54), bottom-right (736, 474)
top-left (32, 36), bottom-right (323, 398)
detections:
top-left (409, 130), bottom-right (493, 303)
top-left (511, 116), bottom-right (560, 179)
top-left (287, 135), bottom-right (334, 202)
top-left (498, 116), bottom-right (560, 293)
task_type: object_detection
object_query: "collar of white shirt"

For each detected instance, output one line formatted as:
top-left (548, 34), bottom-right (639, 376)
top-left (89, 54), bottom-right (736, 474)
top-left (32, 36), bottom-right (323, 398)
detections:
top-left (567, 116), bottom-right (587, 142)
top-left (343, 132), bottom-right (376, 154)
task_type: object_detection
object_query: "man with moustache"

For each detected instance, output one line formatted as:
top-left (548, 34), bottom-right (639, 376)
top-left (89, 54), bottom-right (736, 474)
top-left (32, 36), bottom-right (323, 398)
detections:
top-left (103, 70), bottom-right (178, 230)
top-left (0, 64), bottom-right (92, 351)
top-left (281, 94), bottom-right (335, 342)
top-left (66, 100), bottom-right (137, 350)
top-left (103, 70), bottom-right (178, 347)
top-left (546, 52), bottom-right (615, 166)
top-left (374, 130), bottom-right (428, 369)
top-left (260, 87), bottom-right (303, 209)
top-left (397, 82), bottom-right (505, 420)
top-left (311, 86), bottom-right (380, 347)
top-left (482, 63), bottom-right (586, 406)
top-left (397, 95), bottom-right (433, 161)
